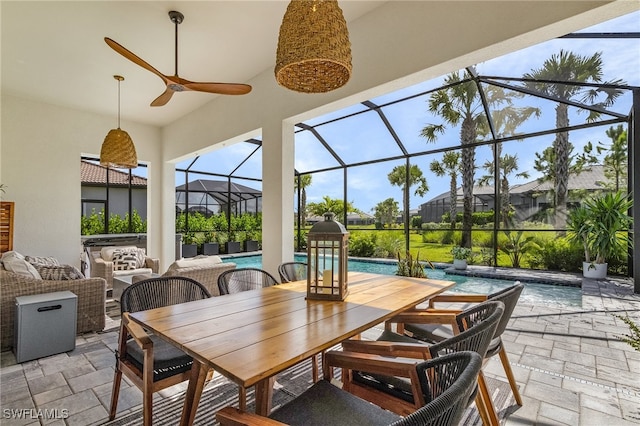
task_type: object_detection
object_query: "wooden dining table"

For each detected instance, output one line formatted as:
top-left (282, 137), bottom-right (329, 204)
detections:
top-left (127, 271), bottom-right (455, 425)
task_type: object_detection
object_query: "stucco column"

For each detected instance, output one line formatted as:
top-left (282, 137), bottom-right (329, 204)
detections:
top-left (261, 120), bottom-right (295, 278)
top-left (151, 160), bottom-right (177, 271)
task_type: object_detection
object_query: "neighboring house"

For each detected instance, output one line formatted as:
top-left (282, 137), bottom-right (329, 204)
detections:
top-left (418, 166), bottom-right (608, 224)
top-left (418, 185), bottom-right (496, 224)
top-left (175, 179), bottom-right (262, 217)
top-left (81, 160), bottom-right (148, 220)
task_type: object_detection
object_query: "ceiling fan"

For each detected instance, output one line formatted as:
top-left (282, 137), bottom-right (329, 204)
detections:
top-left (105, 10), bottom-right (251, 107)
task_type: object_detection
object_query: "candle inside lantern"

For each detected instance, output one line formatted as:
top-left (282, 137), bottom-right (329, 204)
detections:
top-left (322, 269), bottom-right (332, 287)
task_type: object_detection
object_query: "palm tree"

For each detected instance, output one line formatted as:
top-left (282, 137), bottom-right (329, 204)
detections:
top-left (523, 50), bottom-right (625, 228)
top-left (307, 196), bottom-right (359, 221)
top-left (429, 152), bottom-right (461, 229)
top-left (477, 104), bottom-right (539, 227)
top-left (421, 69), bottom-right (490, 247)
top-left (387, 164), bottom-right (429, 225)
top-left (294, 174), bottom-right (312, 221)
top-left (479, 154), bottom-right (529, 227)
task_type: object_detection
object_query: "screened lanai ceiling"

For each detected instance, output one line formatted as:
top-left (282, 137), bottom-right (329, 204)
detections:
top-left (176, 11), bottom-right (639, 214)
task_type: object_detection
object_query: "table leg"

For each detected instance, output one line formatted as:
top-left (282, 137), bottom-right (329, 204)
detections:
top-left (180, 360), bottom-right (208, 426)
top-left (254, 376), bottom-right (275, 416)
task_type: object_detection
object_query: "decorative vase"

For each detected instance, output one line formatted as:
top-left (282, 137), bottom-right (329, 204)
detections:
top-left (453, 259), bottom-right (468, 270)
top-left (583, 261), bottom-right (607, 279)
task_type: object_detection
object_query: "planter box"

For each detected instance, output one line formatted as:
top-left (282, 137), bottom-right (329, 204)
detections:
top-left (203, 242), bottom-right (219, 255)
top-left (225, 241), bottom-right (241, 254)
top-left (244, 240), bottom-right (259, 252)
top-left (181, 244), bottom-right (198, 258)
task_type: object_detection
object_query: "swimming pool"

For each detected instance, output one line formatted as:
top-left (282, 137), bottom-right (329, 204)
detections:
top-left (222, 254), bottom-right (582, 308)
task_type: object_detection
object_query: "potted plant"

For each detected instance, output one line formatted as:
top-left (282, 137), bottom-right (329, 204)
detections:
top-left (451, 246), bottom-right (472, 270)
top-left (567, 191), bottom-right (632, 279)
top-left (224, 230), bottom-right (241, 254)
top-left (181, 232), bottom-right (198, 258)
top-left (243, 230), bottom-right (260, 252)
top-left (202, 231), bottom-right (219, 255)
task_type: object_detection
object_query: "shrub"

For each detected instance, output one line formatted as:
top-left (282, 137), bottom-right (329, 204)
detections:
top-left (374, 232), bottom-right (403, 258)
top-left (349, 232), bottom-right (377, 257)
top-left (411, 215), bottom-right (423, 229)
top-left (528, 237), bottom-right (583, 272)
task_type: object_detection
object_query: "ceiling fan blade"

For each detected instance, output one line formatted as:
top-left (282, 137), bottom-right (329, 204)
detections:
top-left (184, 82), bottom-right (252, 95)
top-left (105, 37), bottom-right (168, 83)
top-left (150, 88), bottom-right (175, 107)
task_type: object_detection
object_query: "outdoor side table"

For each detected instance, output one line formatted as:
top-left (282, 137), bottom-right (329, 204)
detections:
top-left (14, 291), bottom-right (77, 363)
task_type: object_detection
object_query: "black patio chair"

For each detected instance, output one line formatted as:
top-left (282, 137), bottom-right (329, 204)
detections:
top-left (217, 350), bottom-right (483, 426)
top-left (340, 300), bottom-right (505, 426)
top-left (278, 261), bottom-right (307, 283)
top-left (401, 282), bottom-right (525, 406)
top-left (217, 267), bottom-right (279, 295)
top-left (109, 276), bottom-right (211, 426)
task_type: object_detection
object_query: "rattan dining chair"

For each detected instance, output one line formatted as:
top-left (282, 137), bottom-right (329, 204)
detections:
top-left (109, 276), bottom-right (212, 426)
top-left (217, 267), bottom-right (279, 294)
top-left (401, 282), bottom-right (525, 406)
top-left (217, 351), bottom-right (483, 426)
top-left (340, 300), bottom-right (505, 426)
top-left (278, 261), bottom-right (307, 283)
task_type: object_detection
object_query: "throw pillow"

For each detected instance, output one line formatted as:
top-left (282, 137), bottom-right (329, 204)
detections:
top-left (112, 251), bottom-right (138, 271)
top-left (100, 246), bottom-right (139, 262)
top-left (26, 255), bottom-right (61, 267)
top-left (134, 248), bottom-right (146, 268)
top-left (35, 264), bottom-right (85, 280)
top-left (1, 251), bottom-right (42, 279)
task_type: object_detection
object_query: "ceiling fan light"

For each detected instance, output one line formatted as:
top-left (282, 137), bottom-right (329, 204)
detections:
top-left (275, 0), bottom-right (352, 93)
top-left (100, 128), bottom-right (138, 169)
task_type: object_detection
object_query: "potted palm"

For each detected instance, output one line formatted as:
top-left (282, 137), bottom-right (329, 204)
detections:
top-left (202, 231), bottom-right (219, 255)
top-left (567, 191), bottom-right (632, 279)
top-left (451, 246), bottom-right (472, 270)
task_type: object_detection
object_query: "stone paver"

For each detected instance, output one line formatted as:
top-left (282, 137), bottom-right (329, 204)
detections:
top-left (0, 271), bottom-right (639, 425)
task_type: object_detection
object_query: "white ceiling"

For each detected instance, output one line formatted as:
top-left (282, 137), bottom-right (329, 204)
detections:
top-left (1, 1), bottom-right (386, 127)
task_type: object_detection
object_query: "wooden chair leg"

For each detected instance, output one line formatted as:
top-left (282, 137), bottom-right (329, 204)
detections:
top-left (238, 386), bottom-right (247, 411)
top-left (311, 354), bottom-right (320, 382)
top-left (108, 368), bottom-right (122, 420)
top-left (477, 371), bottom-right (500, 426)
top-left (498, 347), bottom-right (523, 406)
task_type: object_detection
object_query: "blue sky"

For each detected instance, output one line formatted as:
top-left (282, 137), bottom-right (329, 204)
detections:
top-left (174, 11), bottom-right (639, 216)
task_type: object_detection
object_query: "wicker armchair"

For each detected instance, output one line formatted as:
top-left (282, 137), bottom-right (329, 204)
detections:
top-left (0, 268), bottom-right (106, 351)
top-left (400, 282), bottom-right (525, 406)
top-left (340, 300), bottom-right (505, 426)
top-left (278, 261), bottom-right (307, 283)
top-left (109, 276), bottom-right (212, 426)
top-left (88, 246), bottom-right (159, 290)
top-left (217, 351), bottom-right (483, 426)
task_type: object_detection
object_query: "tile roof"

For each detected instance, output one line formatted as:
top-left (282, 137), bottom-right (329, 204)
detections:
top-left (81, 160), bottom-right (147, 186)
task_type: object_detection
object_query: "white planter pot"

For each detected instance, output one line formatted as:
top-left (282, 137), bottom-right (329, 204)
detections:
top-left (453, 259), bottom-right (468, 270)
top-left (583, 261), bottom-right (607, 279)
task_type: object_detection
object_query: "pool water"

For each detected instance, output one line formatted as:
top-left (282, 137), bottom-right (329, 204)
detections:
top-left (223, 254), bottom-right (581, 308)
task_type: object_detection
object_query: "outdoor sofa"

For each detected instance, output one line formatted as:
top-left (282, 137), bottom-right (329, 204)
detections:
top-left (161, 255), bottom-right (236, 296)
top-left (0, 265), bottom-right (106, 351)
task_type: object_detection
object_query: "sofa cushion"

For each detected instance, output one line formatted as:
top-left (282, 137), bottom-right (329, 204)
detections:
top-left (26, 255), bottom-right (61, 267)
top-left (100, 246), bottom-right (141, 262)
top-left (35, 264), bottom-right (85, 280)
top-left (167, 255), bottom-right (223, 273)
top-left (1, 251), bottom-right (41, 279)
top-left (113, 268), bottom-right (153, 278)
top-left (112, 251), bottom-right (138, 271)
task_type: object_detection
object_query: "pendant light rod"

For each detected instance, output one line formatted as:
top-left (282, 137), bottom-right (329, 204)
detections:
top-left (114, 75), bottom-right (124, 128)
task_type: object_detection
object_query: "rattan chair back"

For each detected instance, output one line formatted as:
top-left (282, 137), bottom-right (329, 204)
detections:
top-left (396, 351), bottom-right (483, 426)
top-left (218, 268), bottom-right (279, 295)
top-left (121, 276), bottom-right (211, 313)
top-left (278, 261), bottom-right (307, 283)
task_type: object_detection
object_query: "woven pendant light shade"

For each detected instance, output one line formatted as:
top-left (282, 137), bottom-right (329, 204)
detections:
top-left (100, 128), bottom-right (137, 169)
top-left (100, 75), bottom-right (137, 169)
top-left (275, 0), bottom-right (352, 93)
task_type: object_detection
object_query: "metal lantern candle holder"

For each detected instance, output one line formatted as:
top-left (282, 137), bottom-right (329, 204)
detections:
top-left (306, 212), bottom-right (349, 301)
